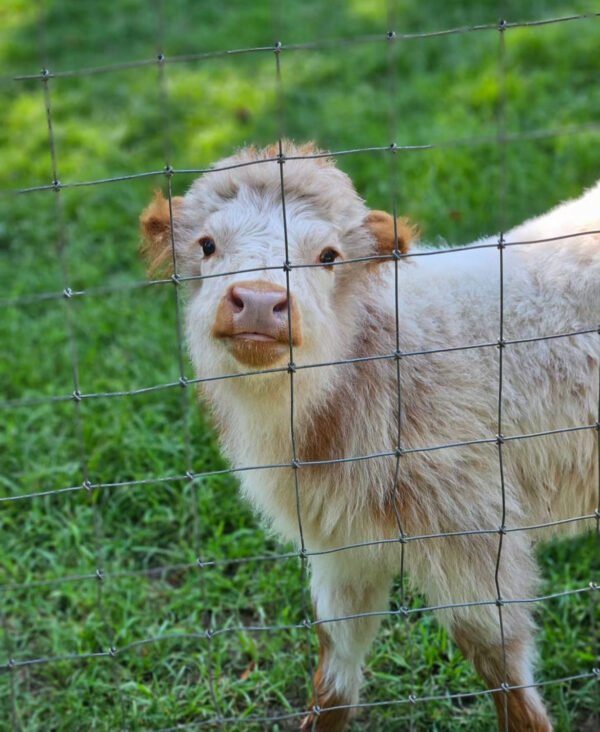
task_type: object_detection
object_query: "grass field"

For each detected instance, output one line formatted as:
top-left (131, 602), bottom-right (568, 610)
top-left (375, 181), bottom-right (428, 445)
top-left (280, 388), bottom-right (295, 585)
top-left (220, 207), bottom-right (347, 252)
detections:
top-left (1, 1), bottom-right (599, 730)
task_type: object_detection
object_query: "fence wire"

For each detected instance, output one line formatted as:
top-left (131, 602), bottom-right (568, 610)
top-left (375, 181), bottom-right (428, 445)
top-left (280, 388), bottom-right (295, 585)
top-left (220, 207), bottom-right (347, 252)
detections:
top-left (1, 3), bottom-right (599, 731)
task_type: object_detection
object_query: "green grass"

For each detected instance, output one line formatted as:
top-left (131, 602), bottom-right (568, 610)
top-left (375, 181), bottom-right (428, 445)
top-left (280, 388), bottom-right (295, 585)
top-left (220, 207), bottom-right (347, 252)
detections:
top-left (1, 1), bottom-right (599, 730)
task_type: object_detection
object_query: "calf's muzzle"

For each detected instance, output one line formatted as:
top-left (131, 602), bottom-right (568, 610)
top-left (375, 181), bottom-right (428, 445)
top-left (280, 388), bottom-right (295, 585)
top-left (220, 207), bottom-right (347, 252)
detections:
top-left (212, 280), bottom-right (302, 367)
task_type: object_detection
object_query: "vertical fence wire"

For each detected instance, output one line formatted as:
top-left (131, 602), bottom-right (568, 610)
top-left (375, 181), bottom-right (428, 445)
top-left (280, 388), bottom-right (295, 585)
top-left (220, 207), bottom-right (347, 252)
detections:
top-left (272, 3), bottom-right (320, 723)
top-left (492, 12), bottom-right (510, 731)
top-left (153, 1), bottom-right (225, 726)
top-left (1, 4), bottom-right (599, 730)
top-left (385, 3), bottom-right (418, 728)
top-left (35, 0), bottom-right (128, 726)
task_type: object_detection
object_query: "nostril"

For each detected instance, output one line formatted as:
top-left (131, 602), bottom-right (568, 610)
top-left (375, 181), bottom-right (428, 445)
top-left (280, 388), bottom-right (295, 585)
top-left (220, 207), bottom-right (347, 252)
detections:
top-left (273, 296), bottom-right (288, 314)
top-left (228, 287), bottom-right (245, 313)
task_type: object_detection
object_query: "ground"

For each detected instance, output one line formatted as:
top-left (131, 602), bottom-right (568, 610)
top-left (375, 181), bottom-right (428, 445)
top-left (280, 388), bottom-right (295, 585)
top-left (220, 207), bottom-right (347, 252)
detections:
top-left (0, 1), bottom-right (599, 730)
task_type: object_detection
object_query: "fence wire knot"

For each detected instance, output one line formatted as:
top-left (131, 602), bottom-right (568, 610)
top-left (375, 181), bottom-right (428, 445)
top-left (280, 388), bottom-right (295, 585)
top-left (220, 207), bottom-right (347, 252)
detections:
top-left (96, 568), bottom-right (105, 581)
top-left (63, 287), bottom-right (73, 299)
top-left (386, 30), bottom-right (396, 40)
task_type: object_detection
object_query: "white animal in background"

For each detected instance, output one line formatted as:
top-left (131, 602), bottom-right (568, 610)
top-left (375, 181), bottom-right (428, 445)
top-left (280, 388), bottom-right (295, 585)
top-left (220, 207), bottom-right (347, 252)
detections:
top-left (140, 142), bottom-right (599, 732)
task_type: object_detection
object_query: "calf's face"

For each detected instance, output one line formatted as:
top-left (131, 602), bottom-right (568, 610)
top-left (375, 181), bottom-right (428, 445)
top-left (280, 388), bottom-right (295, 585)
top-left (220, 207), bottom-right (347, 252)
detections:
top-left (139, 147), bottom-right (413, 382)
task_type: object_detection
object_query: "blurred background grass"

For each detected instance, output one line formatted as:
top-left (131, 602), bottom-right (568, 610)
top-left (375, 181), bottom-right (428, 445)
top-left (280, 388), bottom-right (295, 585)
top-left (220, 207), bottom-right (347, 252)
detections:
top-left (0, 1), bottom-right (599, 730)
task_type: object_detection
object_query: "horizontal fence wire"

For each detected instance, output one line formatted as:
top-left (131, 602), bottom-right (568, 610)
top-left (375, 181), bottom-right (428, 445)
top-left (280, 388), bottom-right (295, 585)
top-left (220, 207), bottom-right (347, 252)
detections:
top-left (3, 11), bottom-right (598, 84)
top-left (3, 227), bottom-right (600, 309)
top-left (1, 4), bottom-right (599, 732)
top-left (2, 123), bottom-right (600, 198)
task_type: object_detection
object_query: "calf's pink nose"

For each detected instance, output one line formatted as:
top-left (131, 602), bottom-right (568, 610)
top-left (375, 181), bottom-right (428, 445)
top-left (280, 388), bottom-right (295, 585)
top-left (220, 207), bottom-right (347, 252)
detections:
top-left (227, 284), bottom-right (288, 336)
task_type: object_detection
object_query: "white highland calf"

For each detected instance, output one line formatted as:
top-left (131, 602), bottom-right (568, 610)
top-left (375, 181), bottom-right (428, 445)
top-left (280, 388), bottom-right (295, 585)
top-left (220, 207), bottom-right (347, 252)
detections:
top-left (140, 143), bottom-right (599, 732)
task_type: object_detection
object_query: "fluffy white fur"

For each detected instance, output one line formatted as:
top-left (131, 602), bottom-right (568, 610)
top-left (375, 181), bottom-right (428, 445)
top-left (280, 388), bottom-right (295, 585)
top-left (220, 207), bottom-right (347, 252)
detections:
top-left (140, 143), bottom-right (599, 732)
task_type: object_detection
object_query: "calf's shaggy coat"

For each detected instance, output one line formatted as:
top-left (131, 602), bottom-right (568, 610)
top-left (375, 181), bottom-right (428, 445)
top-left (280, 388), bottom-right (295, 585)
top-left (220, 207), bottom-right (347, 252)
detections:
top-left (140, 143), bottom-right (599, 731)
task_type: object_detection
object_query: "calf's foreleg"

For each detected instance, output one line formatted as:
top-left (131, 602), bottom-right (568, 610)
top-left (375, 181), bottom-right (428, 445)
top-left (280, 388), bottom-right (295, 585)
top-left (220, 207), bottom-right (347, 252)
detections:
top-left (301, 556), bottom-right (392, 731)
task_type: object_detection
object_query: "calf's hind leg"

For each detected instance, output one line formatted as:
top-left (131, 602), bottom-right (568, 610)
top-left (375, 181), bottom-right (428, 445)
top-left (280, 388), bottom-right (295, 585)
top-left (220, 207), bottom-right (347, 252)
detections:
top-left (410, 528), bottom-right (553, 731)
top-left (433, 533), bottom-right (552, 731)
top-left (452, 625), bottom-right (552, 732)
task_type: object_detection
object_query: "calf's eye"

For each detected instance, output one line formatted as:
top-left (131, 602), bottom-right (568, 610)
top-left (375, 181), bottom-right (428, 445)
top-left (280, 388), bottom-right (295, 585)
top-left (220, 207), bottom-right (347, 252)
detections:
top-left (319, 248), bottom-right (340, 265)
top-left (199, 236), bottom-right (216, 257)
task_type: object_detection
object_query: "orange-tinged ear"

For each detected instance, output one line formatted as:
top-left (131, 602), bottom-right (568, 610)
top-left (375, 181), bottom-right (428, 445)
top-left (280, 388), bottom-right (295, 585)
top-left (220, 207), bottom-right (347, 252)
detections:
top-left (365, 210), bottom-right (416, 260)
top-left (139, 191), bottom-right (184, 275)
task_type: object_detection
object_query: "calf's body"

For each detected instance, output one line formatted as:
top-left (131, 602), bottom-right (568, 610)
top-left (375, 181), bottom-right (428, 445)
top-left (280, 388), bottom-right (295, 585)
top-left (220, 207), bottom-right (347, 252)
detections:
top-left (141, 144), bottom-right (599, 731)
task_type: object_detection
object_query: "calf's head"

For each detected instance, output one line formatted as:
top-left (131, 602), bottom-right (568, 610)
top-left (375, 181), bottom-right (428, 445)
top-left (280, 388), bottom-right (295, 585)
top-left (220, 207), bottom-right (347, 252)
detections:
top-left (140, 143), bottom-right (414, 383)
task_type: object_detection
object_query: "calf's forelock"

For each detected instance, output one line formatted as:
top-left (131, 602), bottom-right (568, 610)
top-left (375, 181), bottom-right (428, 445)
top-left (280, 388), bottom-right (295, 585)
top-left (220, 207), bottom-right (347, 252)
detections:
top-left (181, 142), bottom-right (369, 241)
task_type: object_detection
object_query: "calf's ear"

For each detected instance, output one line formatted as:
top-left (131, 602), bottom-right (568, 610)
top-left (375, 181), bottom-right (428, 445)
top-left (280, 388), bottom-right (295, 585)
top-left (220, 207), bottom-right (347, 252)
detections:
top-left (139, 191), bottom-right (184, 275)
top-left (365, 210), bottom-right (416, 259)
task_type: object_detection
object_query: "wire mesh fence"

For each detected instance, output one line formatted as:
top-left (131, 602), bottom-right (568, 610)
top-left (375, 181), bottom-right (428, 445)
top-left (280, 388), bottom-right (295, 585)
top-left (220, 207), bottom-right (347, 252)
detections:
top-left (1, 2), bottom-right (599, 730)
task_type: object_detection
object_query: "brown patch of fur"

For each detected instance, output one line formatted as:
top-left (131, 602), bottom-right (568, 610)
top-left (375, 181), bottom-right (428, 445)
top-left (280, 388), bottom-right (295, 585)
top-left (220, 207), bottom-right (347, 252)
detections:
top-left (364, 210), bottom-right (417, 262)
top-left (297, 302), bottom-right (424, 535)
top-left (139, 191), bottom-right (184, 275)
top-left (300, 624), bottom-right (352, 732)
top-left (453, 628), bottom-right (552, 732)
top-left (298, 393), bottom-right (347, 465)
